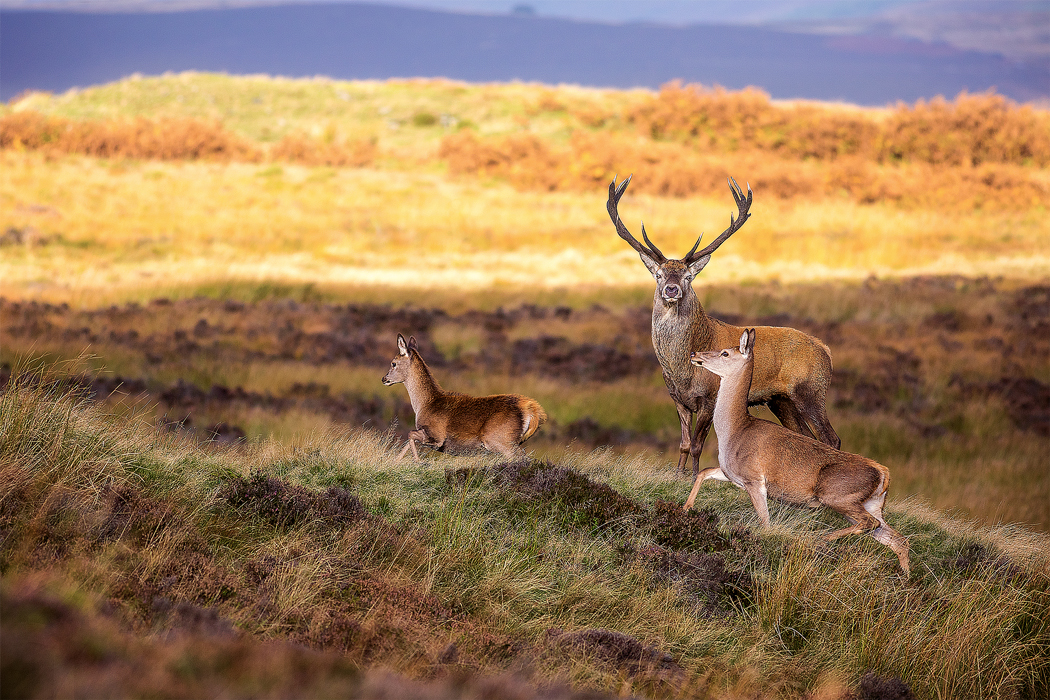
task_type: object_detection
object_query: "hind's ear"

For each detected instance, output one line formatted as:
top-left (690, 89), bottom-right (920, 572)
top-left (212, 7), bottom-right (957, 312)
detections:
top-left (397, 334), bottom-right (409, 356)
top-left (408, 336), bottom-right (419, 352)
top-left (738, 330), bottom-right (749, 355)
top-left (746, 328), bottom-right (756, 355)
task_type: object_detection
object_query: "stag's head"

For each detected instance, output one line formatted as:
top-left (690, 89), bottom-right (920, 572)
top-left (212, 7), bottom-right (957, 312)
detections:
top-left (382, 333), bottom-right (418, 385)
top-left (607, 175), bottom-right (752, 306)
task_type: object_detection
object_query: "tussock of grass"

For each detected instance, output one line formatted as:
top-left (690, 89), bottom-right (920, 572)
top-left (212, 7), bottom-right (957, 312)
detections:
top-left (2, 366), bottom-right (1048, 698)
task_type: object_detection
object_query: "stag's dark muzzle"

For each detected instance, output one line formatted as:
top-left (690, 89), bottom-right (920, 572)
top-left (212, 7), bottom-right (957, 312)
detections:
top-left (662, 284), bottom-right (682, 301)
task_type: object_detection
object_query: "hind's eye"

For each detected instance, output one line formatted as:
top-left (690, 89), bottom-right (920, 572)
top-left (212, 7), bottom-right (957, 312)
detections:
top-left (722, 351), bottom-right (729, 356)
top-left (391, 361), bottom-right (396, 367)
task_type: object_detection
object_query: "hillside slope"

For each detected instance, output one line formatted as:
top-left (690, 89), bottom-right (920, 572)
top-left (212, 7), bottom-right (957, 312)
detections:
top-left (2, 368), bottom-right (1048, 699)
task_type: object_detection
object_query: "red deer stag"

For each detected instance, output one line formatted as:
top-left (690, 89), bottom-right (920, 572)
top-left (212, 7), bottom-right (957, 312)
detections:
top-left (608, 175), bottom-right (839, 479)
top-left (382, 334), bottom-right (547, 461)
top-left (688, 329), bottom-right (909, 575)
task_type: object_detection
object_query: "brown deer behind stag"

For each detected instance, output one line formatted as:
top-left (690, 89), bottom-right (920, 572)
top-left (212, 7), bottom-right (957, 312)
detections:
top-left (382, 334), bottom-right (547, 461)
top-left (608, 175), bottom-right (839, 479)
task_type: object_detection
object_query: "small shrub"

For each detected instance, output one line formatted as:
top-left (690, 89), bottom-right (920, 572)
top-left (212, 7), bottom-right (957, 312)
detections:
top-left (852, 672), bottom-right (916, 700)
top-left (547, 627), bottom-right (682, 678)
top-left (490, 459), bottom-right (644, 530)
top-left (637, 545), bottom-right (753, 616)
top-left (0, 112), bottom-right (260, 161)
top-left (411, 112), bottom-right (437, 127)
top-left (650, 499), bottom-right (729, 552)
top-left (216, 472), bottom-right (366, 529)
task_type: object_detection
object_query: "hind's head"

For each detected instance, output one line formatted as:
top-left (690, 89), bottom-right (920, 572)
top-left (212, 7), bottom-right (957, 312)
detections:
top-left (382, 333), bottom-right (419, 385)
top-left (690, 328), bottom-right (756, 378)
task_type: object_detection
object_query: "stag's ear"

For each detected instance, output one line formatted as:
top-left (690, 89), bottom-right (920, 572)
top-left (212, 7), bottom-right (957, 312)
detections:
top-left (397, 334), bottom-right (409, 356)
top-left (639, 251), bottom-right (661, 277)
top-left (687, 254), bottom-right (712, 277)
top-left (407, 336), bottom-right (419, 352)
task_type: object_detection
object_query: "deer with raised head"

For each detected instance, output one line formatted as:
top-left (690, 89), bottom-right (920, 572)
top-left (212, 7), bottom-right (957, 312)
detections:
top-left (688, 329), bottom-right (909, 574)
top-left (382, 334), bottom-right (547, 461)
top-left (608, 175), bottom-right (840, 481)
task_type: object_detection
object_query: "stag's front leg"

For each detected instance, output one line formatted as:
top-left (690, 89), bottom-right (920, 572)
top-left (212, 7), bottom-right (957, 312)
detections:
top-left (689, 398), bottom-right (715, 478)
top-left (673, 401), bottom-right (694, 475)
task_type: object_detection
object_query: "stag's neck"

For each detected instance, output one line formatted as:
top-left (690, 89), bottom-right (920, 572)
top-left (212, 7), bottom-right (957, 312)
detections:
top-left (652, 291), bottom-right (716, 374)
top-left (712, 359), bottom-right (755, 449)
top-left (404, 358), bottom-right (443, 417)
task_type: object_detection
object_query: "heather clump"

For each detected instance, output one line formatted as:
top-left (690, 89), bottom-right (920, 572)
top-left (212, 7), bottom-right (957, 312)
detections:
top-left (634, 544), bottom-right (754, 617)
top-left (546, 627), bottom-right (683, 680)
top-left (487, 459), bottom-right (645, 531)
top-left (649, 499), bottom-right (730, 552)
top-left (217, 471), bottom-right (367, 529)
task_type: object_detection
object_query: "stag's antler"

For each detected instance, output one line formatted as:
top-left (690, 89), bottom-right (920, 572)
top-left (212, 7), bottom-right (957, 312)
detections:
top-left (683, 178), bottom-right (753, 265)
top-left (607, 175), bottom-right (666, 263)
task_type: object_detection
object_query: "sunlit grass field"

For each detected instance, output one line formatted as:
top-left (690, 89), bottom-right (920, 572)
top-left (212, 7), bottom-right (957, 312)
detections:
top-left (2, 150), bottom-right (1047, 306)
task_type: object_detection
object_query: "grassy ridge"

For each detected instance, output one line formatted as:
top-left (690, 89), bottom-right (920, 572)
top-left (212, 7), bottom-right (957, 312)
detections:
top-left (2, 370), bottom-right (1049, 699)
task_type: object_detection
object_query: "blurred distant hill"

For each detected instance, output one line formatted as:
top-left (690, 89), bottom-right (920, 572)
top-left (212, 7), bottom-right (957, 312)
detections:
top-left (2, 1), bottom-right (1047, 104)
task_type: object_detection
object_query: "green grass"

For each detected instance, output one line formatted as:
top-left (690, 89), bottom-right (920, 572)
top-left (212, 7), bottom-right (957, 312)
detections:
top-left (7, 72), bottom-right (643, 152)
top-left (2, 365), bottom-right (1048, 699)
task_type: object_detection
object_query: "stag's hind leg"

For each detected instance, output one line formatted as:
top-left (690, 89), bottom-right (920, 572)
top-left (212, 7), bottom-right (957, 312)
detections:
top-left (795, 385), bottom-right (841, 449)
top-left (768, 396), bottom-right (817, 440)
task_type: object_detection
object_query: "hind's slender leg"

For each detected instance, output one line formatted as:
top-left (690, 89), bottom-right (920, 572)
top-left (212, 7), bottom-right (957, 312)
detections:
top-left (397, 438), bottom-right (420, 462)
top-left (398, 428), bottom-right (432, 462)
top-left (683, 465), bottom-right (729, 511)
top-left (745, 477), bottom-right (771, 527)
top-left (863, 489), bottom-right (910, 575)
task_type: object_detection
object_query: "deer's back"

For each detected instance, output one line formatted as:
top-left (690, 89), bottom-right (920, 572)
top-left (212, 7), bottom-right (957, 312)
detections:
top-left (724, 418), bottom-right (883, 504)
top-left (425, 392), bottom-right (525, 438)
top-left (715, 321), bottom-right (833, 403)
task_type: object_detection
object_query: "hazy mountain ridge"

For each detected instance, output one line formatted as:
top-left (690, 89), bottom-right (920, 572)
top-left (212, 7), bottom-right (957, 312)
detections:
top-left (2, 2), bottom-right (1046, 104)
top-left (5, 0), bottom-right (1046, 61)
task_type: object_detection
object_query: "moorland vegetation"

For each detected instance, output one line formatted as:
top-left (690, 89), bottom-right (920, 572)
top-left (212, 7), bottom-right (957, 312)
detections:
top-left (1, 73), bottom-right (1049, 698)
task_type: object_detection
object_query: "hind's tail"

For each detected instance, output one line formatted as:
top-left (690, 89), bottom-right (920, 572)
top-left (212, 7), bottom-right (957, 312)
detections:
top-left (518, 398), bottom-right (548, 443)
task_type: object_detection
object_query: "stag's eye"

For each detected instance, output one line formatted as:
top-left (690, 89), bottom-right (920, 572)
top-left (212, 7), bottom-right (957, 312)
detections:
top-left (391, 361), bottom-right (396, 367)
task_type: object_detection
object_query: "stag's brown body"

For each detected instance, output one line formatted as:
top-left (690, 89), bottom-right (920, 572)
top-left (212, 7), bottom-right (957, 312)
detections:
top-left (383, 334), bottom-right (547, 461)
top-left (687, 329), bottom-right (909, 575)
top-left (608, 176), bottom-right (839, 477)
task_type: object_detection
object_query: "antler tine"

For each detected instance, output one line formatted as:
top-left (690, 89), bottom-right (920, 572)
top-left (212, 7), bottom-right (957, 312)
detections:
top-left (608, 175), bottom-right (666, 263)
top-left (684, 177), bottom-right (753, 264)
top-left (683, 232), bottom-right (704, 261)
top-left (640, 222), bottom-right (666, 261)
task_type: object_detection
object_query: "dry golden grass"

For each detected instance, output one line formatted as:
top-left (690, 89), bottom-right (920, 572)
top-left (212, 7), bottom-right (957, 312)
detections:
top-left (1, 150), bottom-right (1046, 306)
